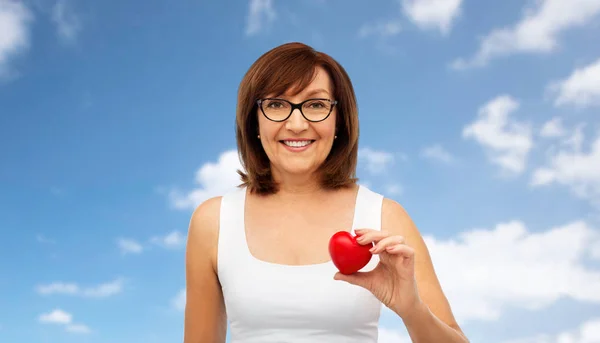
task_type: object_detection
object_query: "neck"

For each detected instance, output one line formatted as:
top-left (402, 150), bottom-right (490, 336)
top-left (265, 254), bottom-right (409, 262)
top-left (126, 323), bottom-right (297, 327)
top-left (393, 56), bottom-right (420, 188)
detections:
top-left (270, 169), bottom-right (324, 199)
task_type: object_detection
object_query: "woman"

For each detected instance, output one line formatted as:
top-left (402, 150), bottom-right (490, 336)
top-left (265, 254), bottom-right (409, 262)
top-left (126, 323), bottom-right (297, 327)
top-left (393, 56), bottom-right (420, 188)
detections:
top-left (184, 42), bottom-right (469, 343)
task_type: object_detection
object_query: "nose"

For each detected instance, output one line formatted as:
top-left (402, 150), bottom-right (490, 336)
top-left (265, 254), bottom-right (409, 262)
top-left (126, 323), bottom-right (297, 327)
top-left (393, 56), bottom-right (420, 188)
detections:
top-left (285, 108), bottom-right (309, 133)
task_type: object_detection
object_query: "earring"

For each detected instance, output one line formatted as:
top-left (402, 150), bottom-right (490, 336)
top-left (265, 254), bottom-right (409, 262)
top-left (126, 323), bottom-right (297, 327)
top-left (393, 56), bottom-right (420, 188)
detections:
top-left (257, 135), bottom-right (261, 139)
top-left (334, 135), bottom-right (337, 139)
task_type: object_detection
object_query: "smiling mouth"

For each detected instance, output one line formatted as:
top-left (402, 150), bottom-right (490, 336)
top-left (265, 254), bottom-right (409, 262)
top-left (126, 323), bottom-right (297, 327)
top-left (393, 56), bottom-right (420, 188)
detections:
top-left (280, 140), bottom-right (315, 148)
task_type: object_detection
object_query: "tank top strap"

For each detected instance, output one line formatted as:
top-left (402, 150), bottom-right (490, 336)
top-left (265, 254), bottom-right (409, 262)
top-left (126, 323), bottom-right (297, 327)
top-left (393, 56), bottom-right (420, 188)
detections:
top-left (217, 186), bottom-right (248, 275)
top-left (351, 185), bottom-right (384, 234)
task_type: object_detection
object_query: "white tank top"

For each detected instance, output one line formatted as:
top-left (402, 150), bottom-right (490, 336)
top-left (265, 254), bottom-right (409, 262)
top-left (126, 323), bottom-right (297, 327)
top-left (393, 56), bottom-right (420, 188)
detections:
top-left (217, 185), bottom-right (384, 343)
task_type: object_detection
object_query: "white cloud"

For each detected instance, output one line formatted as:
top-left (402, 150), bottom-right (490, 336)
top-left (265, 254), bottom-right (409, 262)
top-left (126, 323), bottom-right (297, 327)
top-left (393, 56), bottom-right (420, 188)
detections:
top-left (116, 231), bottom-right (188, 252)
top-left (65, 323), bottom-right (91, 334)
top-left (150, 230), bottom-right (187, 249)
top-left (421, 144), bottom-right (455, 163)
top-left (37, 282), bottom-right (78, 295)
top-left (358, 147), bottom-right (398, 174)
top-left (169, 149), bottom-right (243, 210)
top-left (172, 288), bottom-right (186, 311)
top-left (0, 0), bottom-right (32, 80)
top-left (501, 317), bottom-right (600, 343)
top-left (385, 183), bottom-right (403, 196)
top-left (36, 278), bottom-right (124, 298)
top-left (401, 0), bottom-right (463, 35)
top-left (451, 0), bottom-right (600, 69)
top-left (51, 0), bottom-right (80, 43)
top-left (80, 278), bottom-right (124, 297)
top-left (425, 220), bottom-right (600, 323)
top-left (358, 19), bottom-right (402, 38)
top-left (540, 117), bottom-right (566, 138)
top-left (463, 95), bottom-right (533, 174)
top-left (549, 57), bottom-right (600, 108)
top-left (531, 128), bottom-right (600, 204)
top-left (39, 309), bottom-right (91, 334)
top-left (39, 309), bottom-right (72, 324)
top-left (245, 0), bottom-right (276, 36)
top-left (117, 238), bottom-right (143, 254)
top-left (561, 123), bottom-right (587, 152)
top-left (357, 149), bottom-right (405, 194)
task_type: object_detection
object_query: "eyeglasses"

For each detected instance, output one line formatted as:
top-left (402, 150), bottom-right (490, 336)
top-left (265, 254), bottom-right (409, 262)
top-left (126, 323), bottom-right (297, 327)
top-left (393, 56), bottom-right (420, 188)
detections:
top-left (257, 98), bottom-right (338, 122)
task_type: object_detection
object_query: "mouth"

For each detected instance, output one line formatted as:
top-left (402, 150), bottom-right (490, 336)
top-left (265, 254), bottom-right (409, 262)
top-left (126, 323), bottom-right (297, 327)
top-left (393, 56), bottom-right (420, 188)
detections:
top-left (279, 139), bottom-right (316, 148)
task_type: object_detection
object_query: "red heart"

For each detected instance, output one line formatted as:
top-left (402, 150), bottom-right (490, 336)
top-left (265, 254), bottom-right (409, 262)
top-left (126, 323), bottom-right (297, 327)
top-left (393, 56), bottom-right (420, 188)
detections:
top-left (328, 231), bottom-right (373, 275)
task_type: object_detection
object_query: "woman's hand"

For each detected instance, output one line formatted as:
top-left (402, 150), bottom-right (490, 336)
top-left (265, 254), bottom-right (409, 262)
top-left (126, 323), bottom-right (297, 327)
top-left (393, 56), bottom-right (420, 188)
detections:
top-left (333, 228), bottom-right (423, 319)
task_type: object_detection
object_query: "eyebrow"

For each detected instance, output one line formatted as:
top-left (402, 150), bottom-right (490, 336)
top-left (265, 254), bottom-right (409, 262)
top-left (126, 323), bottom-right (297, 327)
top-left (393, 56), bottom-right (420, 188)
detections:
top-left (304, 88), bottom-right (330, 97)
top-left (272, 88), bottom-right (331, 99)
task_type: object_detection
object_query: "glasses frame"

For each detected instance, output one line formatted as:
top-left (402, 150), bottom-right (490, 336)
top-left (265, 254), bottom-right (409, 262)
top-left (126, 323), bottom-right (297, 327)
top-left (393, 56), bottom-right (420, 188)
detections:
top-left (257, 97), bottom-right (338, 123)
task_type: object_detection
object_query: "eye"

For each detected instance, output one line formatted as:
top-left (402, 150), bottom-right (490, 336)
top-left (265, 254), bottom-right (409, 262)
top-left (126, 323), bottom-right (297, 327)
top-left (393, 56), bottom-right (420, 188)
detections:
top-left (266, 101), bottom-right (285, 108)
top-left (306, 100), bottom-right (326, 108)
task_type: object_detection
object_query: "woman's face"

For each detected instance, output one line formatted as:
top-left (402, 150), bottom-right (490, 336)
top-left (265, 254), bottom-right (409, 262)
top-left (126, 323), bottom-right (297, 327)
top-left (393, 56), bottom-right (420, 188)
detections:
top-left (257, 66), bottom-right (337, 181)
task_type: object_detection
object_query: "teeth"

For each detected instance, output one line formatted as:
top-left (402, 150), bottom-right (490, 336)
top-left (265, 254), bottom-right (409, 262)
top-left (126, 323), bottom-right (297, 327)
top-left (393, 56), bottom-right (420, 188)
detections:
top-left (283, 140), bottom-right (312, 147)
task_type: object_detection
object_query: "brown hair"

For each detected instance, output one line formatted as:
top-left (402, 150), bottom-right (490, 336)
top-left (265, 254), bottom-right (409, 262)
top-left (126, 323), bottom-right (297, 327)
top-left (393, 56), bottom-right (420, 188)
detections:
top-left (236, 42), bottom-right (359, 195)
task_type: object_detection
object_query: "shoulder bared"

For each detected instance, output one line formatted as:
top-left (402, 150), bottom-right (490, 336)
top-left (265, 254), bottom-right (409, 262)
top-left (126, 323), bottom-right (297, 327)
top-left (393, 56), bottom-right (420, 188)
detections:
top-left (382, 198), bottom-right (415, 231)
top-left (381, 197), bottom-right (424, 247)
top-left (190, 196), bottom-right (223, 226)
top-left (187, 196), bottom-right (223, 251)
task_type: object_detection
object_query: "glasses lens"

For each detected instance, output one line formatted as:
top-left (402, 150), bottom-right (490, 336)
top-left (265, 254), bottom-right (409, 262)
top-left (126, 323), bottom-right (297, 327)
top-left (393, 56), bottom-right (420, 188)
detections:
top-left (302, 99), bottom-right (332, 121)
top-left (261, 99), bottom-right (333, 121)
top-left (262, 99), bottom-right (292, 121)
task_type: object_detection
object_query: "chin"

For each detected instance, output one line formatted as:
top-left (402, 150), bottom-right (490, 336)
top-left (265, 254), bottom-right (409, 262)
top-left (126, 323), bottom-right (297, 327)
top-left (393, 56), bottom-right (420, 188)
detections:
top-left (281, 165), bottom-right (315, 175)
top-left (274, 160), bottom-right (320, 176)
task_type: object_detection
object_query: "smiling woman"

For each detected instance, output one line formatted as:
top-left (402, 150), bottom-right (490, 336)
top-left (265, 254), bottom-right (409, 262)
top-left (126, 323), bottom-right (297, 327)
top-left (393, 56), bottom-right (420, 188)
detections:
top-left (235, 43), bottom-right (360, 195)
top-left (183, 42), bottom-right (469, 343)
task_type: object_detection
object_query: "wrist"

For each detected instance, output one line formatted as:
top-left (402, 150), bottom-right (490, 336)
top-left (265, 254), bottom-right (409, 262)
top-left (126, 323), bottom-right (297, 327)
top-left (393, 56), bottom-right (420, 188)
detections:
top-left (399, 299), bottom-right (430, 325)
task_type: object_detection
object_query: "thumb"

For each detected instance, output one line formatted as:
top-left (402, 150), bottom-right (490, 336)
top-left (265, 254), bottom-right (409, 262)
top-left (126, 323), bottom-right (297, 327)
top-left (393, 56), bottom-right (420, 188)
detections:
top-left (334, 271), bottom-right (372, 289)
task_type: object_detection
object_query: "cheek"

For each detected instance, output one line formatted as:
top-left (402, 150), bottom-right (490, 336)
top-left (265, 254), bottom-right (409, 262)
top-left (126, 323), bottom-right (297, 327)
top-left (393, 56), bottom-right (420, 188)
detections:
top-left (318, 117), bottom-right (337, 138)
top-left (256, 113), bottom-right (265, 135)
top-left (260, 126), bottom-right (279, 142)
top-left (257, 120), bottom-right (283, 151)
top-left (257, 116), bottom-right (275, 138)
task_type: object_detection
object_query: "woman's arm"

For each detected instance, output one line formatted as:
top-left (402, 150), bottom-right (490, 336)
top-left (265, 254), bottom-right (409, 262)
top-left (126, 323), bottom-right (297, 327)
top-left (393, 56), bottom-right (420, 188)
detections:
top-left (382, 198), bottom-right (469, 343)
top-left (183, 197), bottom-right (227, 343)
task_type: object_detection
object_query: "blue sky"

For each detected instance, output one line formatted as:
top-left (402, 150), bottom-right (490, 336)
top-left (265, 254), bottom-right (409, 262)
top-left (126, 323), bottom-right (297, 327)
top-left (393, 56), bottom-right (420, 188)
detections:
top-left (1, 0), bottom-right (600, 342)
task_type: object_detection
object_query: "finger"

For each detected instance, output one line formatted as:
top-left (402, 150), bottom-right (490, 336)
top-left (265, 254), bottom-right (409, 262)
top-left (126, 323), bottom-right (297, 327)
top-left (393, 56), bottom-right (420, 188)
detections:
top-left (369, 235), bottom-right (405, 253)
top-left (385, 243), bottom-right (415, 259)
top-left (355, 230), bottom-right (391, 245)
top-left (333, 271), bottom-right (373, 290)
top-left (354, 228), bottom-right (376, 236)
